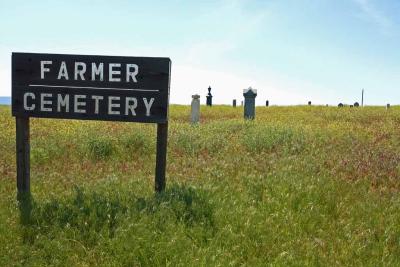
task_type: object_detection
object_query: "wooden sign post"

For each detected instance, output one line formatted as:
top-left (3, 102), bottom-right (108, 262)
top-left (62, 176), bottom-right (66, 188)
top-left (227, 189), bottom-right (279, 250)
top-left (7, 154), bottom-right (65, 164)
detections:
top-left (12, 52), bottom-right (171, 194)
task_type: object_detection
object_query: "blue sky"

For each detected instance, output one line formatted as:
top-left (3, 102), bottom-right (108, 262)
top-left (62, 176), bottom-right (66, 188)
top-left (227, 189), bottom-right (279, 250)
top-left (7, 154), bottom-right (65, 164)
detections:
top-left (0, 0), bottom-right (399, 105)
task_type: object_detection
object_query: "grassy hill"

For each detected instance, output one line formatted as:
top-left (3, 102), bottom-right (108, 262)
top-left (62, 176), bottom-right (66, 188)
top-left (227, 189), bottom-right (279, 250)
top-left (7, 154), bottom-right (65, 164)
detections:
top-left (0, 104), bottom-right (400, 266)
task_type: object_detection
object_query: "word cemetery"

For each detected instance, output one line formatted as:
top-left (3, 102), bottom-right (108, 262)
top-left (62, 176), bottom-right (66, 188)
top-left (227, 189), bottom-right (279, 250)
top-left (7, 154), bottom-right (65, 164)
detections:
top-left (12, 52), bottom-right (171, 195)
top-left (22, 92), bottom-right (155, 118)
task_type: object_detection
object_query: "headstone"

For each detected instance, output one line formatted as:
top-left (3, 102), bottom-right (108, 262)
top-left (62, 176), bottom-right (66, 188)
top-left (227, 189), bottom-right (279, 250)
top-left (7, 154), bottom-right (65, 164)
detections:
top-left (387, 104), bottom-right (390, 109)
top-left (362, 89), bottom-right (364, 107)
top-left (354, 102), bottom-right (359, 107)
top-left (206, 86), bottom-right (212, 106)
top-left (308, 101), bottom-right (312, 105)
top-left (233, 99), bottom-right (236, 107)
top-left (191, 95), bottom-right (200, 123)
top-left (243, 87), bottom-right (257, 120)
top-left (266, 100), bottom-right (269, 107)
top-left (338, 103), bottom-right (344, 107)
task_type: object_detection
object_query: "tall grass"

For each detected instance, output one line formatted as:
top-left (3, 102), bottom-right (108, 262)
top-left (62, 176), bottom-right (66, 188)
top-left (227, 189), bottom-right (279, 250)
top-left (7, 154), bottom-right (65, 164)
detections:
top-left (0, 105), bottom-right (400, 266)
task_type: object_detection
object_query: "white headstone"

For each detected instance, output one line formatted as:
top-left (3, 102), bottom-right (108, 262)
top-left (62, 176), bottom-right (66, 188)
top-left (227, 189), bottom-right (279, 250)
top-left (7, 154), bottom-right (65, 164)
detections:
top-left (191, 94), bottom-right (200, 123)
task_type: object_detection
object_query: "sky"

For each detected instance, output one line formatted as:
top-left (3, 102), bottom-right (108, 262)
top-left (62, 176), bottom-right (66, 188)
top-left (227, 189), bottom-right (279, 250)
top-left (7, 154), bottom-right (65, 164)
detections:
top-left (0, 0), bottom-right (399, 105)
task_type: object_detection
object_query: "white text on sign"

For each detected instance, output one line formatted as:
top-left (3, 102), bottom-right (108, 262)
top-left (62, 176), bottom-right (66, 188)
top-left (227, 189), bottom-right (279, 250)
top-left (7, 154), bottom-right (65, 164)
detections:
top-left (23, 92), bottom-right (154, 116)
top-left (40, 61), bottom-right (139, 82)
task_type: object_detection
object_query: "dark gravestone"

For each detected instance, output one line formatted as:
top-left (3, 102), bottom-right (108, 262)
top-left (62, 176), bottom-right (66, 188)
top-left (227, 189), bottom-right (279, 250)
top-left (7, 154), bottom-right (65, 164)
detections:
top-left (338, 103), bottom-right (344, 107)
top-left (387, 104), bottom-right (390, 109)
top-left (243, 87), bottom-right (257, 120)
top-left (308, 101), bottom-right (312, 105)
top-left (233, 99), bottom-right (236, 107)
top-left (266, 100), bottom-right (269, 107)
top-left (354, 102), bottom-right (360, 107)
top-left (206, 86), bottom-right (212, 106)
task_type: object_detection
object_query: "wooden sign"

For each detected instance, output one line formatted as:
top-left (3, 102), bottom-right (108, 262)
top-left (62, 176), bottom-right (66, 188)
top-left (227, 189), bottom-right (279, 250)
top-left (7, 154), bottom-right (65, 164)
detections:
top-left (12, 53), bottom-right (170, 123)
top-left (12, 52), bottom-right (171, 196)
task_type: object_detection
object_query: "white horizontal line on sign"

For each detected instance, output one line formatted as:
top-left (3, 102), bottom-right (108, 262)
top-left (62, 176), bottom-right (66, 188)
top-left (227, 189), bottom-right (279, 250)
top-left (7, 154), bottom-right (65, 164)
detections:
top-left (28, 84), bottom-right (159, 92)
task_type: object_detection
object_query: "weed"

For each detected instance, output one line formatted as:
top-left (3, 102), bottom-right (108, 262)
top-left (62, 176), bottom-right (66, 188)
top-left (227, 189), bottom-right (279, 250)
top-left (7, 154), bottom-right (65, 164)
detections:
top-left (136, 184), bottom-right (214, 228)
top-left (85, 136), bottom-right (114, 159)
top-left (121, 131), bottom-right (153, 155)
top-left (242, 124), bottom-right (305, 154)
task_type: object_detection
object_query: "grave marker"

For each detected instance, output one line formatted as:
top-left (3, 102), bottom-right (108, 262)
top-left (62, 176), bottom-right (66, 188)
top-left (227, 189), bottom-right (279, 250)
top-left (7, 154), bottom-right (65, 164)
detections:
top-left (362, 89), bottom-right (364, 107)
top-left (191, 94), bottom-right (200, 123)
top-left (206, 86), bottom-right (212, 106)
top-left (243, 87), bottom-right (257, 120)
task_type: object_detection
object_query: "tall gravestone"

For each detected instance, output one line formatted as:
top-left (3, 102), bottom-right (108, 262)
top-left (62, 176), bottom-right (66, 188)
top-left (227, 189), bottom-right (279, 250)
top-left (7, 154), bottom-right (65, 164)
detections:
top-left (233, 99), bottom-right (236, 107)
top-left (387, 104), bottom-right (391, 110)
top-left (308, 101), bottom-right (312, 106)
top-left (266, 100), bottom-right (269, 107)
top-left (362, 89), bottom-right (364, 107)
top-left (243, 87), bottom-right (257, 120)
top-left (206, 86), bottom-right (212, 106)
top-left (191, 95), bottom-right (200, 123)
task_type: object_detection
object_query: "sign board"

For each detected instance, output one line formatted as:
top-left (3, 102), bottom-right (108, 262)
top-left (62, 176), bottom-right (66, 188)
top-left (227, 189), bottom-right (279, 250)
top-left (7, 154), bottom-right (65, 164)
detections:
top-left (12, 53), bottom-right (170, 123)
top-left (12, 52), bottom-right (171, 198)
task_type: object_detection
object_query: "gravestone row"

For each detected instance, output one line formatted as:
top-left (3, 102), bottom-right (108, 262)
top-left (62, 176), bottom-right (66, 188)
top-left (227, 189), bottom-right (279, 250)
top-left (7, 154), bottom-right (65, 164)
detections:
top-left (191, 86), bottom-right (393, 123)
top-left (191, 86), bottom-right (258, 122)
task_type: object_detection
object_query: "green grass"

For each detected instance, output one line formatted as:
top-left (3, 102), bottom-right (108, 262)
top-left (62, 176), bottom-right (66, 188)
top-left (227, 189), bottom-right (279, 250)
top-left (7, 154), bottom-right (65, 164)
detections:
top-left (1, 104), bottom-right (400, 266)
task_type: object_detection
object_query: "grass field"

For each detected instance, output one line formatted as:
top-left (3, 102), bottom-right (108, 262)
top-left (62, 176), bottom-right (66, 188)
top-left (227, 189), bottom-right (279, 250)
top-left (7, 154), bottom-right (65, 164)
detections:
top-left (1, 104), bottom-right (400, 266)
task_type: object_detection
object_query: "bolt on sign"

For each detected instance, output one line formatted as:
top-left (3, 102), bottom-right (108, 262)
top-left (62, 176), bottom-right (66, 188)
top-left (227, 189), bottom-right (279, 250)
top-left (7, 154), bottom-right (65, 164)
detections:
top-left (12, 52), bottom-right (171, 195)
